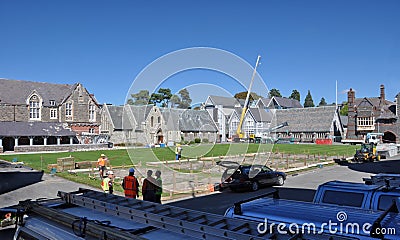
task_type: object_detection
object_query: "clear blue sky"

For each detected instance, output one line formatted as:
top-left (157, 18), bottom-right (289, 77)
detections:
top-left (1, 0), bottom-right (399, 106)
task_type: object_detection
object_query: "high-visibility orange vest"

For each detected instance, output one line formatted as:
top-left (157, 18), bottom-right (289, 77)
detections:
top-left (123, 176), bottom-right (138, 198)
top-left (98, 157), bottom-right (106, 166)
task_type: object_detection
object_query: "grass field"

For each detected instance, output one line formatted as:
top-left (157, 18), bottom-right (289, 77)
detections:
top-left (0, 143), bottom-right (357, 172)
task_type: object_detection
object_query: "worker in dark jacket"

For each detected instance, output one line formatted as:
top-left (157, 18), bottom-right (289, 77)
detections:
top-left (142, 170), bottom-right (156, 202)
top-left (122, 168), bottom-right (139, 199)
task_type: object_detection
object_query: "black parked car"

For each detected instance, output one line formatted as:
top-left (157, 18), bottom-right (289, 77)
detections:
top-left (217, 161), bottom-right (286, 192)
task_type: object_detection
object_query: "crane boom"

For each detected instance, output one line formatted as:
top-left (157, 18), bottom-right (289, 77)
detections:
top-left (236, 55), bottom-right (261, 138)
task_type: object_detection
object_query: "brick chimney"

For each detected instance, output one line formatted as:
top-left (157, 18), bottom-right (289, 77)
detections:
top-left (380, 84), bottom-right (385, 101)
top-left (348, 88), bottom-right (355, 105)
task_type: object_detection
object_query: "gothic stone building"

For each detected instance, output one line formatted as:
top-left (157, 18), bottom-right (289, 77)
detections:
top-left (0, 79), bottom-right (101, 152)
top-left (346, 85), bottom-right (400, 143)
top-left (100, 104), bottom-right (218, 146)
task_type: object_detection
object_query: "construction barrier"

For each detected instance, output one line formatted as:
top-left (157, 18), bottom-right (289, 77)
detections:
top-left (315, 139), bottom-right (332, 145)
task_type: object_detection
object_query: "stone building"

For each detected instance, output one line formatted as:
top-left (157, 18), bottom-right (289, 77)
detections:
top-left (100, 105), bottom-right (218, 146)
top-left (273, 106), bottom-right (344, 142)
top-left (0, 79), bottom-right (101, 152)
top-left (347, 85), bottom-right (400, 143)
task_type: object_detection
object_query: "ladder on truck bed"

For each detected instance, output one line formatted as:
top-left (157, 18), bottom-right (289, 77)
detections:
top-left (58, 188), bottom-right (273, 240)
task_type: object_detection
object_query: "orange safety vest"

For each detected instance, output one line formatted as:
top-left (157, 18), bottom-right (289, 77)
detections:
top-left (123, 176), bottom-right (138, 198)
top-left (98, 157), bottom-right (106, 167)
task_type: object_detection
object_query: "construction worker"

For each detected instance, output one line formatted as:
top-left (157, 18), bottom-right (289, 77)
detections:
top-left (155, 170), bottom-right (162, 204)
top-left (175, 144), bottom-right (182, 160)
top-left (142, 170), bottom-right (156, 202)
top-left (101, 170), bottom-right (114, 194)
top-left (122, 168), bottom-right (139, 199)
top-left (97, 153), bottom-right (108, 179)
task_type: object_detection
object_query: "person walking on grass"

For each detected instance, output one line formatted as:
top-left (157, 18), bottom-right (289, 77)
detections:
top-left (122, 168), bottom-right (139, 199)
top-left (142, 170), bottom-right (156, 202)
top-left (155, 170), bottom-right (162, 204)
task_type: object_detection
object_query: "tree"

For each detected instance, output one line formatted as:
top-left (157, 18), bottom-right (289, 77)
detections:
top-left (127, 90), bottom-right (150, 105)
top-left (170, 94), bottom-right (181, 108)
top-left (340, 102), bottom-right (348, 116)
top-left (149, 93), bottom-right (163, 106)
top-left (303, 90), bottom-right (315, 108)
top-left (289, 90), bottom-right (301, 102)
top-left (318, 97), bottom-right (327, 106)
top-left (178, 88), bottom-right (192, 109)
top-left (268, 88), bottom-right (282, 98)
top-left (158, 88), bottom-right (172, 107)
top-left (234, 91), bottom-right (261, 101)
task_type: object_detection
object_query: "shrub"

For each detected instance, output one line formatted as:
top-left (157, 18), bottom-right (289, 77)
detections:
top-left (194, 138), bottom-right (201, 143)
top-left (202, 138), bottom-right (209, 143)
top-left (189, 140), bottom-right (195, 145)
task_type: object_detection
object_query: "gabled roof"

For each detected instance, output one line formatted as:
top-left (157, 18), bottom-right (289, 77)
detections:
top-left (206, 95), bottom-right (241, 108)
top-left (247, 108), bottom-right (274, 122)
top-left (258, 97), bottom-right (303, 109)
top-left (179, 109), bottom-right (218, 132)
top-left (159, 108), bottom-right (181, 131)
top-left (128, 105), bottom-right (153, 126)
top-left (0, 78), bottom-right (77, 107)
top-left (354, 97), bottom-right (394, 108)
top-left (274, 106), bottom-right (338, 132)
top-left (271, 97), bottom-right (303, 109)
top-left (106, 105), bottom-right (134, 130)
top-left (159, 108), bottom-right (218, 132)
top-left (0, 122), bottom-right (76, 137)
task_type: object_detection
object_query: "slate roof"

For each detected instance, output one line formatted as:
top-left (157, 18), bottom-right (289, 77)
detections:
top-left (159, 108), bottom-right (181, 131)
top-left (106, 105), bottom-right (133, 130)
top-left (128, 105), bottom-right (153, 126)
top-left (178, 109), bottom-right (218, 132)
top-left (274, 106), bottom-right (338, 132)
top-left (247, 108), bottom-right (274, 122)
top-left (0, 122), bottom-right (76, 137)
top-left (207, 95), bottom-right (241, 108)
top-left (341, 116), bottom-right (348, 126)
top-left (159, 108), bottom-right (217, 132)
top-left (258, 97), bottom-right (303, 109)
top-left (354, 97), bottom-right (394, 107)
top-left (0, 78), bottom-right (77, 107)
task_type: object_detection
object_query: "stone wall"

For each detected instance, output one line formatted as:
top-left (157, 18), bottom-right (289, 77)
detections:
top-left (0, 105), bottom-right (28, 122)
top-left (14, 143), bottom-right (109, 153)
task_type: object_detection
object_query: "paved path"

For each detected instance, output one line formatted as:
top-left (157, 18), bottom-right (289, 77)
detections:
top-left (0, 173), bottom-right (98, 208)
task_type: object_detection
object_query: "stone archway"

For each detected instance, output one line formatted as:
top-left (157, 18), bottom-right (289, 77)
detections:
top-left (383, 131), bottom-right (396, 144)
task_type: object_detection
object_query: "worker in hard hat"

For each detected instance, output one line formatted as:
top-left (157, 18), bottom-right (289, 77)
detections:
top-left (97, 153), bottom-right (108, 179)
top-left (122, 168), bottom-right (140, 199)
top-left (175, 144), bottom-right (182, 160)
top-left (101, 170), bottom-right (114, 194)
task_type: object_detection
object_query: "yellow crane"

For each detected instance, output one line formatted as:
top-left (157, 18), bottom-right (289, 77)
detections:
top-left (235, 55), bottom-right (261, 140)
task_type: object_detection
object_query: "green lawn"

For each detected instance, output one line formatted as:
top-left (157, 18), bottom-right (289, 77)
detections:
top-left (0, 143), bottom-right (357, 172)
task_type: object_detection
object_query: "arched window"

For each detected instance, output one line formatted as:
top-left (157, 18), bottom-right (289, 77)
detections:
top-left (29, 95), bottom-right (40, 120)
top-left (151, 116), bottom-right (154, 127)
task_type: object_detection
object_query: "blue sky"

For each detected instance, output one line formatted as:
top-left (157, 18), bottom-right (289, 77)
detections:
top-left (1, 0), bottom-right (399, 106)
